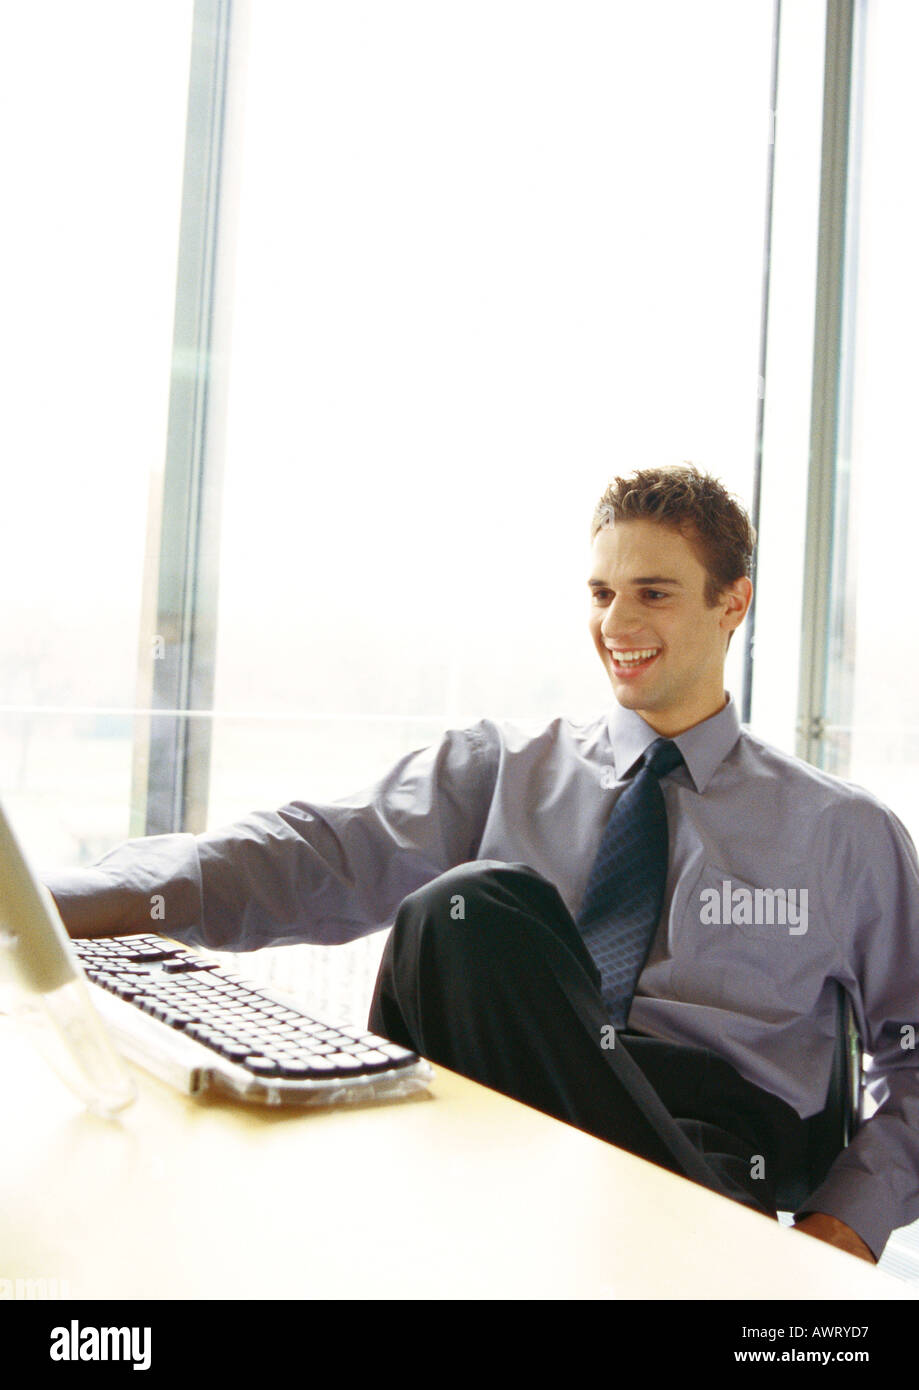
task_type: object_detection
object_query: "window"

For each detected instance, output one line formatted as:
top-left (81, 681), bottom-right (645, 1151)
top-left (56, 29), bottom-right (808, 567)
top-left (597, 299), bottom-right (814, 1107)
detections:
top-left (0, 2), bottom-right (193, 867)
top-left (207, 0), bottom-right (775, 826)
top-left (822, 0), bottom-right (919, 835)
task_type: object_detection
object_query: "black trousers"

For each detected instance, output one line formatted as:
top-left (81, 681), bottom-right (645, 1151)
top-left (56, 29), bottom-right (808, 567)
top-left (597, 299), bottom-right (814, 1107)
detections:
top-left (369, 861), bottom-right (812, 1219)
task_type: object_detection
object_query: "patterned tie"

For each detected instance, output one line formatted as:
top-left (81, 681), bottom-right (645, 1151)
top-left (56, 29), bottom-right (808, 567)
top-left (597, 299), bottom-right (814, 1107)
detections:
top-left (577, 737), bottom-right (684, 1027)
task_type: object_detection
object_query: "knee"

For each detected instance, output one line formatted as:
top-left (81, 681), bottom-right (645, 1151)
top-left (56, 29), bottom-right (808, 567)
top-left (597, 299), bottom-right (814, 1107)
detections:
top-left (385, 861), bottom-right (584, 1001)
top-left (392, 862), bottom-right (567, 965)
top-left (398, 860), bottom-right (550, 924)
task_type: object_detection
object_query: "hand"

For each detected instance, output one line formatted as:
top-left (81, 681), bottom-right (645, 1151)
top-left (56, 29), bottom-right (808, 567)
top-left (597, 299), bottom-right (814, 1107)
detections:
top-left (794, 1211), bottom-right (876, 1264)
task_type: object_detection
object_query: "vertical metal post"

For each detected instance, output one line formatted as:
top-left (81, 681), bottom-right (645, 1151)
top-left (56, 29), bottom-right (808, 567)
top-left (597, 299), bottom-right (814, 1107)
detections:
top-left (741, 0), bottom-right (782, 726)
top-left (795, 0), bottom-right (856, 766)
top-left (131, 0), bottom-right (244, 834)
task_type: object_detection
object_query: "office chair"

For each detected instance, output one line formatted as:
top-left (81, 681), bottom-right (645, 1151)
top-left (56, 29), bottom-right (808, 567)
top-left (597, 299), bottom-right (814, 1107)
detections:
top-left (773, 985), bottom-right (864, 1213)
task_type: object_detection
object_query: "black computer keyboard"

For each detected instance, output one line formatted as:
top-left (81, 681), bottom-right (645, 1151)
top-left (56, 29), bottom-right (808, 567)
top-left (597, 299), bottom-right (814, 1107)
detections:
top-left (71, 934), bottom-right (419, 1083)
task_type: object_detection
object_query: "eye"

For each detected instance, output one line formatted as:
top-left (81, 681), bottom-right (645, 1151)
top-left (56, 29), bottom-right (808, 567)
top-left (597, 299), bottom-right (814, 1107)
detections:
top-left (642, 589), bottom-right (669, 601)
top-left (590, 588), bottom-right (612, 605)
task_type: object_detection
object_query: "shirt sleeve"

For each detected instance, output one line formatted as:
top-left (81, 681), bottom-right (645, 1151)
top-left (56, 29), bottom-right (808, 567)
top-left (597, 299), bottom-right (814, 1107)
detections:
top-left (44, 721), bottom-right (500, 952)
top-left (794, 799), bottom-right (919, 1259)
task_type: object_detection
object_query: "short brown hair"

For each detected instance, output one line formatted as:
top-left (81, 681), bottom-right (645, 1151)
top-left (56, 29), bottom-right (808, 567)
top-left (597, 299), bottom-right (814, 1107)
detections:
top-left (591, 464), bottom-right (755, 605)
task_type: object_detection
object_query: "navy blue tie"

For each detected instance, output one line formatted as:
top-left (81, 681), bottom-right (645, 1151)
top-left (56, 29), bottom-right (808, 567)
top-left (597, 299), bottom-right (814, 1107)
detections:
top-left (577, 738), bottom-right (684, 1028)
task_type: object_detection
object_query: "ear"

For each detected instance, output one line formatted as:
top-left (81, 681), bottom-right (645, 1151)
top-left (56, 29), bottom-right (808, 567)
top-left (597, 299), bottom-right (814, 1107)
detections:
top-left (721, 577), bottom-right (753, 634)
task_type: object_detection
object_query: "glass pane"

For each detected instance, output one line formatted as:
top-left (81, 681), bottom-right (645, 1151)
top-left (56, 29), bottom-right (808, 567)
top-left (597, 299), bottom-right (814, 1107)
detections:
top-left (823, 0), bottom-right (919, 835)
top-left (210, 0), bottom-right (775, 829)
top-left (0, 2), bottom-right (194, 865)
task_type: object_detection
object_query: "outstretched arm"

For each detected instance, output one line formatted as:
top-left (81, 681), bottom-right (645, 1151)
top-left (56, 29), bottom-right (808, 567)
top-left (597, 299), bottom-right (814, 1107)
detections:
top-left (46, 722), bottom-right (500, 951)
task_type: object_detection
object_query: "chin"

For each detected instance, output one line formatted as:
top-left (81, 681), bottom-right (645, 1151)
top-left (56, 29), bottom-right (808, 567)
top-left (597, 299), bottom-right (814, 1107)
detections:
top-left (607, 682), bottom-right (644, 709)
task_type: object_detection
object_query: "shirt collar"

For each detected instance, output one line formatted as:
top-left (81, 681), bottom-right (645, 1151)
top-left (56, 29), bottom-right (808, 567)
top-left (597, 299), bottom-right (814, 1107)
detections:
top-left (606, 693), bottom-right (741, 793)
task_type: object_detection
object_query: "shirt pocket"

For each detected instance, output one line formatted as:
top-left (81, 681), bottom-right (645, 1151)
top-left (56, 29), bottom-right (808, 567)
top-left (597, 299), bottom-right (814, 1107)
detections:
top-left (672, 860), bottom-right (810, 1014)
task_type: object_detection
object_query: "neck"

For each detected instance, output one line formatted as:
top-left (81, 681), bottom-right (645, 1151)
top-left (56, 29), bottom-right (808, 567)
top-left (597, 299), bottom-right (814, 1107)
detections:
top-left (636, 690), bottom-right (729, 738)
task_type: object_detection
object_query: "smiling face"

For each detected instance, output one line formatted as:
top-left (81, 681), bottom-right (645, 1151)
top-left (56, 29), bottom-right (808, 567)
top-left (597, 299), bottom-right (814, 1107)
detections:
top-left (588, 518), bottom-right (752, 736)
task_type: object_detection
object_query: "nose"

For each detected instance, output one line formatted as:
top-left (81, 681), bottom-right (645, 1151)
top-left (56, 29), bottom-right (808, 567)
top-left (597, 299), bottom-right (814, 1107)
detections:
top-left (599, 591), bottom-right (642, 640)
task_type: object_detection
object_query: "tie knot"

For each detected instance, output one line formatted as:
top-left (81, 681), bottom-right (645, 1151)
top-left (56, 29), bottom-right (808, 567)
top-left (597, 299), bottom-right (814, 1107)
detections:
top-left (643, 738), bottom-right (683, 779)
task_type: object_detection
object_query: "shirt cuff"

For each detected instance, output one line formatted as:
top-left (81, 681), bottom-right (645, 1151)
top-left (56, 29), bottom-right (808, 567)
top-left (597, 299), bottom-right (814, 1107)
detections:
top-left (794, 1159), bottom-right (897, 1261)
top-left (43, 833), bottom-right (204, 943)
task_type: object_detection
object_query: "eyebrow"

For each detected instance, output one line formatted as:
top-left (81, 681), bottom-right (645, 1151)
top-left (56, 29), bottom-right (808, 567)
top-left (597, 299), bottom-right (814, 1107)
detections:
top-left (587, 576), bottom-right (683, 588)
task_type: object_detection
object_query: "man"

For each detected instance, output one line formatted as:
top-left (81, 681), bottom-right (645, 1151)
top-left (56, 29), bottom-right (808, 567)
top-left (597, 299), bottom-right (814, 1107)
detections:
top-left (48, 466), bottom-right (919, 1264)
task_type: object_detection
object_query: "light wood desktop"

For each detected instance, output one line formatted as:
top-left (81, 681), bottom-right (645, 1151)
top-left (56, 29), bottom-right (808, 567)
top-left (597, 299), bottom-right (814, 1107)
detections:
top-left (0, 1015), bottom-right (912, 1301)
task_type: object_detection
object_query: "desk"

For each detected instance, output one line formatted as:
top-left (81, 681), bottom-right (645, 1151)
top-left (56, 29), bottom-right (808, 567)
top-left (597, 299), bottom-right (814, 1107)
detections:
top-left (0, 1017), bottom-right (911, 1301)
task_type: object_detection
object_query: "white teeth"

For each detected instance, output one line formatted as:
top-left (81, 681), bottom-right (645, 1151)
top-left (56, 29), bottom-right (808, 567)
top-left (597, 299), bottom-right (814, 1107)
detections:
top-left (611, 648), bottom-right (659, 663)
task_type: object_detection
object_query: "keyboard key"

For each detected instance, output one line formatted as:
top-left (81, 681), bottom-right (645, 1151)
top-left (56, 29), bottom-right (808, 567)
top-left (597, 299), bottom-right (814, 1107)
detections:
top-left (243, 1056), bottom-right (280, 1075)
top-left (353, 1050), bottom-right (395, 1068)
top-left (378, 1043), bottom-right (418, 1062)
top-left (296, 1056), bottom-right (336, 1073)
top-left (187, 1024), bottom-right (221, 1043)
top-left (324, 1053), bottom-right (364, 1072)
top-left (274, 1059), bottom-right (317, 1078)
